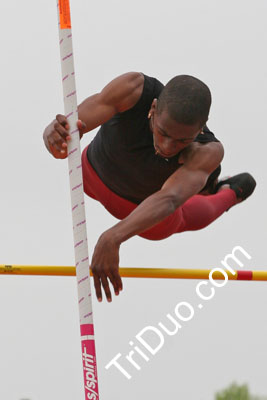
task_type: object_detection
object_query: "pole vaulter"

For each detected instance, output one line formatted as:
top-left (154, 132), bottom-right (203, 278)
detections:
top-left (41, 1), bottom-right (258, 398)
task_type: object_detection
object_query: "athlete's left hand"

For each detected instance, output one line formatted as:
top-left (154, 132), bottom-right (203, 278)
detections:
top-left (91, 232), bottom-right (123, 302)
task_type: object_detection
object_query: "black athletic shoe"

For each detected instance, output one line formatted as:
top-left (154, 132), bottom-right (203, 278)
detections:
top-left (215, 173), bottom-right (256, 201)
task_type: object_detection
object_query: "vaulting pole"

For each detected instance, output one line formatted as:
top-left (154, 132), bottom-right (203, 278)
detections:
top-left (1, 265), bottom-right (267, 281)
top-left (56, 1), bottom-right (99, 398)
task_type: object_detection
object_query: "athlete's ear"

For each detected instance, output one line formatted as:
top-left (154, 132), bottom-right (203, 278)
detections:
top-left (148, 98), bottom-right (157, 118)
top-left (152, 98), bottom-right (157, 111)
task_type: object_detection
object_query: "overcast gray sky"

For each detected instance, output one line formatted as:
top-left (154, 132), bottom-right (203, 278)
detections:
top-left (0, 1), bottom-right (267, 399)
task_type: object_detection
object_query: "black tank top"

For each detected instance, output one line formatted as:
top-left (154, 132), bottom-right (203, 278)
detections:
top-left (87, 74), bottom-right (220, 204)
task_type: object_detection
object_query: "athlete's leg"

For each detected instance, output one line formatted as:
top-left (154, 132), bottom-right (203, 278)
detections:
top-left (198, 164), bottom-right (221, 195)
top-left (82, 146), bottom-right (255, 241)
top-left (82, 145), bottom-right (137, 217)
top-left (140, 173), bottom-right (256, 239)
top-left (138, 188), bottom-right (237, 240)
top-left (176, 189), bottom-right (237, 232)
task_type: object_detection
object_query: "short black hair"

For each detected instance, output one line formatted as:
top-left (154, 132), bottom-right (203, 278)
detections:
top-left (157, 75), bottom-right (211, 127)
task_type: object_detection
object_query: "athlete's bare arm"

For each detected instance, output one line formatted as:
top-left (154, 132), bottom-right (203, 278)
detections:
top-left (100, 142), bottom-right (223, 242)
top-left (43, 72), bottom-right (144, 158)
top-left (91, 141), bottom-right (224, 302)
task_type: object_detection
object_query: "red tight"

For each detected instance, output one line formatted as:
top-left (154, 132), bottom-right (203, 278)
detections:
top-left (82, 145), bottom-right (237, 241)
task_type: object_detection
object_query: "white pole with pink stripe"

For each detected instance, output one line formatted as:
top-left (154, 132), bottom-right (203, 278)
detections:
top-left (56, 1), bottom-right (99, 398)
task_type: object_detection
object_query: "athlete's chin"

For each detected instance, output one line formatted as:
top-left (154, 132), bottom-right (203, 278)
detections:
top-left (159, 152), bottom-right (176, 159)
top-left (155, 147), bottom-right (178, 158)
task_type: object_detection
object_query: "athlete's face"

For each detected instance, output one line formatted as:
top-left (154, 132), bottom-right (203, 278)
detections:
top-left (149, 100), bottom-right (203, 158)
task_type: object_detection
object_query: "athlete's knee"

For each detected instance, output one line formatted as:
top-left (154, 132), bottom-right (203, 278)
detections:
top-left (199, 164), bottom-right (221, 195)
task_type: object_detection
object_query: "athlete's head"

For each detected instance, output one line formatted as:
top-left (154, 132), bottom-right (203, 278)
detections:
top-left (149, 75), bottom-right (212, 158)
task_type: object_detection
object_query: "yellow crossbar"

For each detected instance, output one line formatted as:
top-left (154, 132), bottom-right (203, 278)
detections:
top-left (0, 265), bottom-right (267, 281)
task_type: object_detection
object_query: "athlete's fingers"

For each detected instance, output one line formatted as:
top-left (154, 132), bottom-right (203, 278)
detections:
top-left (77, 119), bottom-right (87, 131)
top-left (93, 274), bottom-right (103, 302)
top-left (48, 136), bottom-right (62, 153)
top-left (100, 273), bottom-right (112, 302)
top-left (77, 120), bottom-right (87, 140)
top-left (48, 132), bottom-right (67, 153)
top-left (54, 120), bottom-right (71, 141)
top-left (56, 114), bottom-right (70, 130)
top-left (54, 115), bottom-right (71, 144)
top-left (107, 272), bottom-right (120, 296)
top-left (48, 143), bottom-right (68, 159)
top-left (112, 269), bottom-right (123, 292)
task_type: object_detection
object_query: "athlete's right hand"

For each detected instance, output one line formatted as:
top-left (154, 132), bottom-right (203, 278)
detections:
top-left (43, 114), bottom-right (87, 159)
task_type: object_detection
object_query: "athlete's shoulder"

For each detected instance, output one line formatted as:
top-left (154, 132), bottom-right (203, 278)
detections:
top-left (121, 72), bottom-right (164, 99)
top-left (118, 71), bottom-right (144, 91)
top-left (181, 141), bottom-right (224, 169)
top-left (100, 72), bottom-right (145, 114)
top-left (118, 73), bottom-right (164, 115)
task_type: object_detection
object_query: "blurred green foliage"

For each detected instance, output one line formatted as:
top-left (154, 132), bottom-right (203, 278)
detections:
top-left (215, 383), bottom-right (267, 400)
